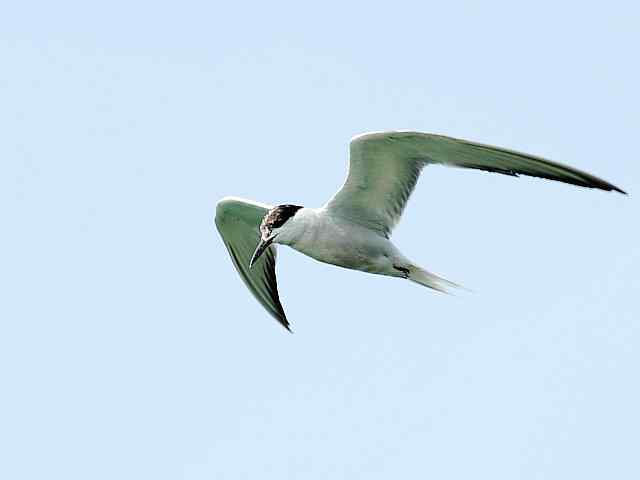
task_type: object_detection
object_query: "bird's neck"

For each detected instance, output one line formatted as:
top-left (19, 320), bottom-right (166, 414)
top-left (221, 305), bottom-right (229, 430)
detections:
top-left (274, 207), bottom-right (317, 247)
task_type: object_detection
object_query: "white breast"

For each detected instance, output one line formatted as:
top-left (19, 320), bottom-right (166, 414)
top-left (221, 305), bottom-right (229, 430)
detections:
top-left (280, 208), bottom-right (399, 273)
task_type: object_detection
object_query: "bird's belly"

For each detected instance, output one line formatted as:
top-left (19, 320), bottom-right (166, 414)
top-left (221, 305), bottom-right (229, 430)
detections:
top-left (292, 230), bottom-right (391, 273)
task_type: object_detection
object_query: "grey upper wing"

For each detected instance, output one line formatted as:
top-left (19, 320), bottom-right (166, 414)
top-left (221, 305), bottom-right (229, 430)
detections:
top-left (325, 131), bottom-right (626, 237)
top-left (215, 197), bottom-right (290, 330)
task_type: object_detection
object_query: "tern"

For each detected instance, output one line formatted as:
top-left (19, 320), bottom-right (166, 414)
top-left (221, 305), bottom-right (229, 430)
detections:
top-left (215, 131), bottom-right (625, 330)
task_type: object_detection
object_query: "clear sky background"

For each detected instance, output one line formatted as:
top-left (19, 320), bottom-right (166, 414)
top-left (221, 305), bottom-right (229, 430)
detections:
top-left (1, 1), bottom-right (638, 479)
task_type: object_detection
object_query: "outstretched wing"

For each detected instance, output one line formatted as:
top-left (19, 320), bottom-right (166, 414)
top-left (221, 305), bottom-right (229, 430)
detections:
top-left (325, 131), bottom-right (625, 237)
top-left (215, 197), bottom-right (289, 330)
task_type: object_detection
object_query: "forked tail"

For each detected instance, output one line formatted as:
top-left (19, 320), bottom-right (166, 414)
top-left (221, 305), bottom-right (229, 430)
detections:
top-left (407, 264), bottom-right (464, 294)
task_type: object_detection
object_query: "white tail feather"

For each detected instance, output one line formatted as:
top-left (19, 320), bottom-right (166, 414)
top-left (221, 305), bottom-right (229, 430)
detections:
top-left (407, 265), bottom-right (464, 294)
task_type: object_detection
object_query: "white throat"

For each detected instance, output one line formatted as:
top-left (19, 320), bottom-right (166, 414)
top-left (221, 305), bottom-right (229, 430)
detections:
top-left (272, 207), bottom-right (320, 247)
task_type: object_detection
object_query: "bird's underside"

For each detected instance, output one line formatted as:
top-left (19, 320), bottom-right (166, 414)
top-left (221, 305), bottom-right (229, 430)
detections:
top-left (215, 131), bottom-right (626, 330)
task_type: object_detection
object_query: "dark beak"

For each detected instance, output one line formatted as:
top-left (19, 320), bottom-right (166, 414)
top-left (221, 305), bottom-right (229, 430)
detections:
top-left (249, 235), bottom-right (276, 268)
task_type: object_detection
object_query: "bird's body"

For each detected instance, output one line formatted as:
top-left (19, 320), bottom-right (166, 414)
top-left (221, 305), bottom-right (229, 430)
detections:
top-left (275, 207), bottom-right (404, 276)
top-left (215, 131), bottom-right (625, 330)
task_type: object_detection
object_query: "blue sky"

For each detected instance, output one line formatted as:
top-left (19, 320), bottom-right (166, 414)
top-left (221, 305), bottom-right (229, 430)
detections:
top-left (1, 1), bottom-right (638, 479)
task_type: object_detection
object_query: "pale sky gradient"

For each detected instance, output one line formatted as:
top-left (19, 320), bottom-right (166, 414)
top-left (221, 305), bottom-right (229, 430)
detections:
top-left (1, 1), bottom-right (639, 479)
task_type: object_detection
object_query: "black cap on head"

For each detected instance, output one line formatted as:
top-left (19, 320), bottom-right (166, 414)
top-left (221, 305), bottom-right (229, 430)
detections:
top-left (251, 204), bottom-right (304, 269)
top-left (261, 204), bottom-right (303, 234)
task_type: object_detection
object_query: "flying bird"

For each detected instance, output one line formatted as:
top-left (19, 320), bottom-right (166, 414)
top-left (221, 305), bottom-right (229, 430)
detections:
top-left (215, 131), bottom-right (625, 330)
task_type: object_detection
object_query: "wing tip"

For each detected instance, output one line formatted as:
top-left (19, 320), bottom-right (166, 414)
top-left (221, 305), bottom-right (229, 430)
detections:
top-left (274, 313), bottom-right (292, 332)
top-left (585, 179), bottom-right (627, 195)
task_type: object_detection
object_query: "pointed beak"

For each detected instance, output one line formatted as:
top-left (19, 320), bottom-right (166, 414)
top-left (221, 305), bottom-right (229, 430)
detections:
top-left (249, 235), bottom-right (276, 268)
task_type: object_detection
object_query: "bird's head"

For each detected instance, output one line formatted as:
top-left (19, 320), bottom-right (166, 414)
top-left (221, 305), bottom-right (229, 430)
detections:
top-left (249, 204), bottom-right (304, 268)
